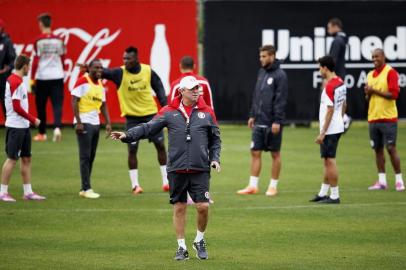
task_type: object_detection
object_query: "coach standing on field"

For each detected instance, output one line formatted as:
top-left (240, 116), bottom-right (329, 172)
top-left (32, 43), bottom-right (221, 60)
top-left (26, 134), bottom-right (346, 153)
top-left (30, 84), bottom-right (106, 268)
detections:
top-left (237, 44), bottom-right (288, 197)
top-left (110, 76), bottom-right (221, 261)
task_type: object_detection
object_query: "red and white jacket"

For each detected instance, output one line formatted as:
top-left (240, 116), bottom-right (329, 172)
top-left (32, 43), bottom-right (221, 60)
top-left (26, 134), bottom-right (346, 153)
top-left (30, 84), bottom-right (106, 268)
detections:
top-left (319, 76), bottom-right (347, 135)
top-left (31, 33), bottom-right (65, 81)
top-left (5, 73), bottom-right (36, 128)
top-left (169, 72), bottom-right (214, 110)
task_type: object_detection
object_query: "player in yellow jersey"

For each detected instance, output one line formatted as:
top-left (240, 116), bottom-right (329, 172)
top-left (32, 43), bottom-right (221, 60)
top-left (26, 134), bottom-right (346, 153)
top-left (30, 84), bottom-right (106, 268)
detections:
top-left (102, 47), bottom-right (168, 194)
top-left (364, 49), bottom-right (404, 192)
top-left (71, 59), bottom-right (111, 198)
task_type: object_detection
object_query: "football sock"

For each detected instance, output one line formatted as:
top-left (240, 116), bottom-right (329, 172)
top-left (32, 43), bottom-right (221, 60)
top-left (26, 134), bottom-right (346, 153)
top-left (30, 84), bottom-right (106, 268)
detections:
top-left (129, 169), bottom-right (139, 188)
top-left (395, 174), bottom-right (404, 184)
top-left (269, 179), bottom-right (278, 189)
top-left (318, 183), bottom-right (330, 197)
top-left (160, 165), bottom-right (168, 185)
top-left (378, 173), bottom-right (387, 186)
top-left (330, 186), bottom-right (339, 200)
top-left (177, 239), bottom-right (187, 250)
top-left (23, 184), bottom-right (33, 195)
top-left (249, 176), bottom-right (259, 188)
top-left (194, 230), bottom-right (205, 243)
top-left (0, 184), bottom-right (8, 194)
top-left (187, 192), bottom-right (193, 202)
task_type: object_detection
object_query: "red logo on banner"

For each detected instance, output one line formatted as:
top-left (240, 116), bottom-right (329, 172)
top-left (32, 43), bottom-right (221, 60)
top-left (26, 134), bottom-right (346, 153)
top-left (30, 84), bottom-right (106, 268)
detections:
top-left (1, 0), bottom-right (197, 124)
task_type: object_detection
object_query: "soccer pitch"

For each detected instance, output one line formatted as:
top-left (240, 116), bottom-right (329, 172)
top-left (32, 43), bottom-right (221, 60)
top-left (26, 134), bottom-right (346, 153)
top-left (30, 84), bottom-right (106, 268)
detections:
top-left (0, 124), bottom-right (405, 270)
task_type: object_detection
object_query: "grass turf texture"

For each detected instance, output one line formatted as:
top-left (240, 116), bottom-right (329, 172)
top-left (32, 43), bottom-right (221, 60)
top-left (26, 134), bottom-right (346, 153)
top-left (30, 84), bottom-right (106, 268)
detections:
top-left (0, 124), bottom-right (405, 270)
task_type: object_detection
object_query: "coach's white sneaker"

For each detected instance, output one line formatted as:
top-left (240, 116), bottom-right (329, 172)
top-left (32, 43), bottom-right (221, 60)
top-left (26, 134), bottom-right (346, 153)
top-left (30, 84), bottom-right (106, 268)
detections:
top-left (53, 128), bottom-right (62, 142)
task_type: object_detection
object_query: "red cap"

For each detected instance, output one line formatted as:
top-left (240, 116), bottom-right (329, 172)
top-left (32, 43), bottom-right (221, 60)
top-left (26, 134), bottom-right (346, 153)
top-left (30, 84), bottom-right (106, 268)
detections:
top-left (0, 19), bottom-right (5, 29)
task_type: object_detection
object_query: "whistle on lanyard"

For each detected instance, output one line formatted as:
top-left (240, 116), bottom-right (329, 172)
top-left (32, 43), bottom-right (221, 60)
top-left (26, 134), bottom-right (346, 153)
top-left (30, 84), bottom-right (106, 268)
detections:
top-left (185, 122), bottom-right (192, 142)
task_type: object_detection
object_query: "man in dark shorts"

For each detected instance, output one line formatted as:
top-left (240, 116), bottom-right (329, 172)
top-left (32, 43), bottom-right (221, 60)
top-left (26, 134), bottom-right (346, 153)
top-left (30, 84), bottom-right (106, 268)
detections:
top-left (365, 49), bottom-right (404, 191)
top-left (110, 76), bottom-right (221, 260)
top-left (0, 54), bottom-right (45, 202)
top-left (237, 44), bottom-right (288, 197)
top-left (311, 56), bottom-right (347, 204)
top-left (102, 46), bottom-right (168, 194)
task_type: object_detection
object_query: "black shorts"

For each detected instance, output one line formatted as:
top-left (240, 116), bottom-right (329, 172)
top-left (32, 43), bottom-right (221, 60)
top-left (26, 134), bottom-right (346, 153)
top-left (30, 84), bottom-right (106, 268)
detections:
top-left (369, 122), bottom-right (397, 149)
top-left (320, 133), bottom-right (342, 158)
top-left (168, 172), bottom-right (210, 204)
top-left (251, 125), bottom-right (283, 152)
top-left (125, 114), bottom-right (165, 150)
top-left (5, 127), bottom-right (32, 160)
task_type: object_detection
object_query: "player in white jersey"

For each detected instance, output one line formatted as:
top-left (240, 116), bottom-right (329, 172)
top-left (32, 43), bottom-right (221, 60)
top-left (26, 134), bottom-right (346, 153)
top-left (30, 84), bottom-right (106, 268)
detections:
top-left (311, 55), bottom-right (346, 204)
top-left (31, 13), bottom-right (66, 142)
top-left (0, 54), bottom-right (45, 202)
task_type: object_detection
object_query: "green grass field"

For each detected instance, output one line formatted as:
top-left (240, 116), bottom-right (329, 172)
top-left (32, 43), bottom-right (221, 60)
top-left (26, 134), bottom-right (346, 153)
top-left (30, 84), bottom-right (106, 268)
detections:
top-left (0, 124), bottom-right (405, 270)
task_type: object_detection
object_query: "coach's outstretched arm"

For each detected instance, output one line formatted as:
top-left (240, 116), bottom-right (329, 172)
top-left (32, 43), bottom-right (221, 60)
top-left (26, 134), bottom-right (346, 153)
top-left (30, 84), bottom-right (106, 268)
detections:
top-left (110, 112), bottom-right (167, 143)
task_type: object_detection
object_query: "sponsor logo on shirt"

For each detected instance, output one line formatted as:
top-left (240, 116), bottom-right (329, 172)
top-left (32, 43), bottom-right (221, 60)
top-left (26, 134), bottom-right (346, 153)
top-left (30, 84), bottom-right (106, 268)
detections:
top-left (198, 112), bottom-right (206, 119)
top-left (130, 79), bottom-right (142, 84)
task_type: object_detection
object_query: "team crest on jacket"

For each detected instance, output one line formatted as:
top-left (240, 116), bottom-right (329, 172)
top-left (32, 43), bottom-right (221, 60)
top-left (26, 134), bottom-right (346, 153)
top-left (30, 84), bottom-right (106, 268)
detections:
top-left (198, 112), bottom-right (206, 119)
top-left (267, 77), bottom-right (273, 85)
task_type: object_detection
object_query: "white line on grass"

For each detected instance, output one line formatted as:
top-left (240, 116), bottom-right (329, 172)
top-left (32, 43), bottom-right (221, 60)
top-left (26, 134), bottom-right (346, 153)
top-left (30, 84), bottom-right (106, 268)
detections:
top-left (1, 201), bottom-right (405, 213)
top-left (134, 188), bottom-right (396, 196)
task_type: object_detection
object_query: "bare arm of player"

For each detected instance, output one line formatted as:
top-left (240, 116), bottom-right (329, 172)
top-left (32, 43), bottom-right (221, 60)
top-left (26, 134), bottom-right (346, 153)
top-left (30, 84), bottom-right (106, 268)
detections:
top-left (248, 117), bottom-right (255, 129)
top-left (71, 96), bottom-right (84, 134)
top-left (315, 106), bottom-right (334, 144)
top-left (100, 102), bottom-right (112, 138)
top-left (151, 70), bottom-right (167, 107)
top-left (271, 123), bottom-right (280, 134)
top-left (341, 100), bottom-right (347, 117)
top-left (364, 85), bottom-right (395, 100)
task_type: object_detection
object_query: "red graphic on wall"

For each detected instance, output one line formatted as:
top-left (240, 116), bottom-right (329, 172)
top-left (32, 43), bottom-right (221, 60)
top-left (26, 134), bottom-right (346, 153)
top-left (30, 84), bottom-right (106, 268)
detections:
top-left (0, 0), bottom-right (198, 124)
